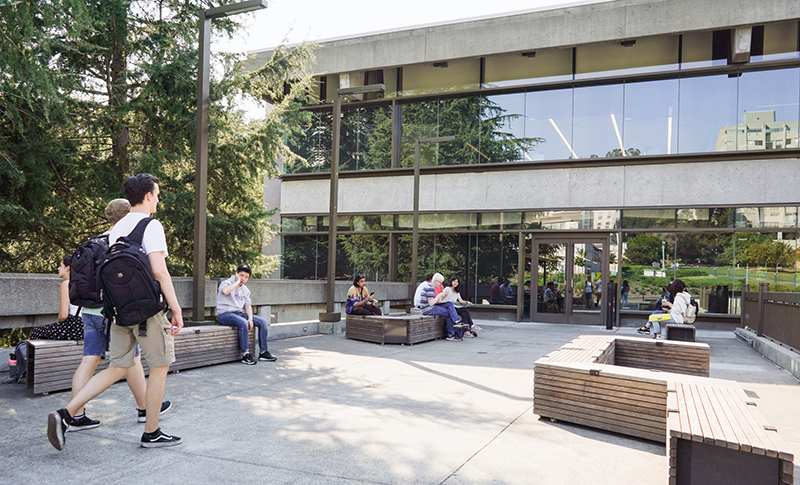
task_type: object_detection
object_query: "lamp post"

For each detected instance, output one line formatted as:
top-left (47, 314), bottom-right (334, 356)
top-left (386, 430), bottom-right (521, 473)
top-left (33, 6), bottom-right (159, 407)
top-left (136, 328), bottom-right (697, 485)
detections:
top-left (192, 0), bottom-right (268, 324)
top-left (411, 136), bottom-right (455, 287)
top-left (320, 83), bottom-right (385, 323)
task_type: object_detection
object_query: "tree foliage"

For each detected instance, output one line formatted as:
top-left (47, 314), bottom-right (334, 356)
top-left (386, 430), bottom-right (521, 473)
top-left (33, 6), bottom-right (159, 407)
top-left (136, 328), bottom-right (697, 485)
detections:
top-left (624, 233), bottom-right (663, 266)
top-left (0, 0), bottom-right (315, 277)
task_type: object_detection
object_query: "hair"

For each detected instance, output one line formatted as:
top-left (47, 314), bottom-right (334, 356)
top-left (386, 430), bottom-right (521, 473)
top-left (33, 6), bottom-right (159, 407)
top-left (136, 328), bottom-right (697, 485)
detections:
top-left (424, 273), bottom-right (433, 282)
top-left (104, 198), bottom-right (131, 226)
top-left (448, 275), bottom-right (460, 287)
top-left (61, 255), bottom-right (72, 267)
top-left (432, 273), bottom-right (444, 283)
top-left (497, 276), bottom-right (503, 284)
top-left (672, 279), bottom-right (686, 295)
top-left (237, 264), bottom-right (252, 275)
top-left (353, 274), bottom-right (366, 287)
top-left (124, 173), bottom-right (160, 206)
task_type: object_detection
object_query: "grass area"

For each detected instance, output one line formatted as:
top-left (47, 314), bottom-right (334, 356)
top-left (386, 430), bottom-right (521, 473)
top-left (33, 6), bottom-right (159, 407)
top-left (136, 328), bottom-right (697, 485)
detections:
top-left (622, 265), bottom-right (799, 294)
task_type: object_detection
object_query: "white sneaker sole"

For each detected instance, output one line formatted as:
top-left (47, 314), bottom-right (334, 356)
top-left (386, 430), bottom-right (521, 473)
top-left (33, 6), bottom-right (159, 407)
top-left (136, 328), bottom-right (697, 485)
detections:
top-left (47, 411), bottom-right (67, 451)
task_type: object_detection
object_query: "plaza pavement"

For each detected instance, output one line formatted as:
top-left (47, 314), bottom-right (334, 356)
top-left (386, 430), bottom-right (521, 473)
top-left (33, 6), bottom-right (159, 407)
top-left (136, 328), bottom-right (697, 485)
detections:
top-left (1, 321), bottom-right (798, 484)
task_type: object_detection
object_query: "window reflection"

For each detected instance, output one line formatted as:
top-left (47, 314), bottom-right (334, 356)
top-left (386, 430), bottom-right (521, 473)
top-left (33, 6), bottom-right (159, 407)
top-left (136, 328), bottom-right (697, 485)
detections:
top-left (286, 111), bottom-right (332, 174)
top-left (525, 88), bottom-right (574, 160)
top-left (736, 207), bottom-right (799, 228)
top-left (623, 79), bottom-right (679, 156)
top-left (482, 94), bottom-right (527, 163)
top-left (730, 68), bottom-right (800, 151)
top-left (573, 84), bottom-right (625, 158)
top-left (337, 234), bottom-right (390, 281)
top-left (678, 75), bottom-right (738, 154)
top-left (340, 105), bottom-right (393, 171)
top-left (282, 235), bottom-right (327, 280)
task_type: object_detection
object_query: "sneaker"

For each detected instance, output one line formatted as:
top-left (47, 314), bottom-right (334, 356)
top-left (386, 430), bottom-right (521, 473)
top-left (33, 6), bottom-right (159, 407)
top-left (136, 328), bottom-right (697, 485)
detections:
top-left (445, 334), bottom-right (455, 341)
top-left (242, 353), bottom-right (257, 365)
top-left (140, 428), bottom-right (182, 448)
top-left (138, 401), bottom-right (173, 423)
top-left (70, 414), bottom-right (100, 431)
top-left (47, 408), bottom-right (71, 451)
top-left (258, 351), bottom-right (277, 362)
top-left (470, 331), bottom-right (478, 338)
top-left (655, 334), bottom-right (666, 340)
top-left (454, 323), bottom-right (470, 329)
top-left (637, 326), bottom-right (650, 334)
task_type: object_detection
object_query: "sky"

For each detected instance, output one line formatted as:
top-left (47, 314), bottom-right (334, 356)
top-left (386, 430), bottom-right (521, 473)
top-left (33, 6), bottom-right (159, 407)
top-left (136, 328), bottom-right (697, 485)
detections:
top-left (212, 0), bottom-right (606, 55)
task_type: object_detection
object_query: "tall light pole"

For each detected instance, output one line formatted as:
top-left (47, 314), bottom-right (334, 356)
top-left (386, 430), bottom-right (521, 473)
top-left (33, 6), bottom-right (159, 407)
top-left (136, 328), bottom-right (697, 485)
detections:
top-left (320, 83), bottom-right (385, 323)
top-left (192, 0), bottom-right (268, 324)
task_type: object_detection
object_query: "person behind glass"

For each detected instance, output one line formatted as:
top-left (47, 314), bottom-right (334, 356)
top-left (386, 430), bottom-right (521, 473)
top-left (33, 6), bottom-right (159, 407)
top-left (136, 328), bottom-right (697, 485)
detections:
top-left (346, 274), bottom-right (382, 316)
top-left (442, 275), bottom-right (478, 337)
top-left (621, 280), bottom-right (630, 309)
top-left (543, 282), bottom-right (559, 313)
top-left (489, 276), bottom-right (504, 304)
top-left (216, 264), bottom-right (277, 365)
top-left (583, 276), bottom-right (594, 308)
top-left (501, 278), bottom-right (517, 305)
top-left (417, 273), bottom-right (465, 341)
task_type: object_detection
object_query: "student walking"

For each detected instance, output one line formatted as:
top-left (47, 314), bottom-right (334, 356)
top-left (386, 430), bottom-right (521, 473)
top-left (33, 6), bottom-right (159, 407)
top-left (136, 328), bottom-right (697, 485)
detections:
top-left (48, 174), bottom-right (183, 450)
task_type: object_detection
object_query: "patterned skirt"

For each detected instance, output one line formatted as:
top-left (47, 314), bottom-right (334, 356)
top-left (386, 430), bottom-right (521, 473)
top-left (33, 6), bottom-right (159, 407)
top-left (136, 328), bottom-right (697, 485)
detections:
top-left (30, 314), bottom-right (84, 341)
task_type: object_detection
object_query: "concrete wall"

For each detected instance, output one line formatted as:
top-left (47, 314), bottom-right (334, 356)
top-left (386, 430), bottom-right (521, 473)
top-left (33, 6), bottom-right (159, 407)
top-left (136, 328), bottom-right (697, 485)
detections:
top-left (0, 274), bottom-right (414, 329)
top-left (246, 0), bottom-right (800, 75)
top-left (280, 158), bottom-right (800, 215)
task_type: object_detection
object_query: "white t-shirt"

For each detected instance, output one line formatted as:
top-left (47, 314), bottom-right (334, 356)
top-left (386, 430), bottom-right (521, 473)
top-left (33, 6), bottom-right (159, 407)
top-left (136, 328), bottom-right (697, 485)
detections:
top-left (442, 286), bottom-right (461, 304)
top-left (670, 291), bottom-right (691, 324)
top-left (109, 212), bottom-right (168, 256)
top-left (413, 281), bottom-right (428, 307)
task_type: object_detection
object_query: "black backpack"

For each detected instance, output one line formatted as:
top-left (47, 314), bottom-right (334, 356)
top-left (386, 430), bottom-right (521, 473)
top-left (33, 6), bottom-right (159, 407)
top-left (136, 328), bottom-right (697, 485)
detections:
top-left (99, 218), bottom-right (166, 334)
top-left (3, 341), bottom-right (28, 384)
top-left (69, 234), bottom-right (110, 308)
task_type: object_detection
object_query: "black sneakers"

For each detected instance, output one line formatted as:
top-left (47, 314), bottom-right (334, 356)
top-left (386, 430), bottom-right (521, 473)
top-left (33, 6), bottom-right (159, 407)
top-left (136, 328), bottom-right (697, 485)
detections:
top-left (70, 414), bottom-right (100, 431)
top-left (637, 326), bottom-right (650, 334)
top-left (47, 408), bottom-right (71, 451)
top-left (140, 428), bottom-right (182, 448)
top-left (242, 353), bottom-right (257, 365)
top-left (258, 351), bottom-right (277, 362)
top-left (137, 400), bottom-right (173, 423)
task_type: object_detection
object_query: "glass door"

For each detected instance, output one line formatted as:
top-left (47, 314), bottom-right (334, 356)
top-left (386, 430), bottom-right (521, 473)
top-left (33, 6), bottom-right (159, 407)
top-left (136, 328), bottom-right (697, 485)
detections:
top-left (532, 236), bottom-right (609, 325)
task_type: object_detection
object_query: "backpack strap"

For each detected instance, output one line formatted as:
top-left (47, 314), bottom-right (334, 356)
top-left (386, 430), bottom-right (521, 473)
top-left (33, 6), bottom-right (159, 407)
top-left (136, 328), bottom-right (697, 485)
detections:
top-left (128, 217), bottom-right (154, 245)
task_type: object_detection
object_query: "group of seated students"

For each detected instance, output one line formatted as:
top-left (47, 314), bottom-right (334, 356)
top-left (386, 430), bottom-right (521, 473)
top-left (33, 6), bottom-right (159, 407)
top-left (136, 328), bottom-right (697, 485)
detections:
top-left (413, 273), bottom-right (478, 341)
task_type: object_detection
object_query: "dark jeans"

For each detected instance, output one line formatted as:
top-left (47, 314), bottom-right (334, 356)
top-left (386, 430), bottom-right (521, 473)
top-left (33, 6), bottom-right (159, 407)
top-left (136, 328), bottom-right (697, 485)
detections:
top-left (424, 302), bottom-right (460, 336)
top-left (456, 307), bottom-right (474, 328)
top-left (350, 304), bottom-right (382, 316)
top-left (217, 311), bottom-right (269, 353)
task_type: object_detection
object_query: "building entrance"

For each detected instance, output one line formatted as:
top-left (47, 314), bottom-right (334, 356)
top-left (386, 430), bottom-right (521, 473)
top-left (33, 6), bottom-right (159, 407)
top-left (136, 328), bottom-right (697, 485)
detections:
top-left (531, 236), bottom-right (610, 325)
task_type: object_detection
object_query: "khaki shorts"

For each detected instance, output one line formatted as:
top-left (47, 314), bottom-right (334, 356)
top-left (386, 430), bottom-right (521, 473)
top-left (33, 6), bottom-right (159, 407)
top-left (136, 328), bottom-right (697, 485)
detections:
top-left (109, 310), bottom-right (175, 368)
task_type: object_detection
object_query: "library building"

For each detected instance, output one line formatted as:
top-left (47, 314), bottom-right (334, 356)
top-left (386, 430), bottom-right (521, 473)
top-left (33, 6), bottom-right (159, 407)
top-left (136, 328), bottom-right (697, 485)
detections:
top-left (249, 0), bottom-right (800, 327)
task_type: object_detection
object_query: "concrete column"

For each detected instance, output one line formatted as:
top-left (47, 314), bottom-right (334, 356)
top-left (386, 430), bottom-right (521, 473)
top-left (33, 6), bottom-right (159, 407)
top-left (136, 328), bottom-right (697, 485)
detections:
top-left (732, 26), bottom-right (752, 63)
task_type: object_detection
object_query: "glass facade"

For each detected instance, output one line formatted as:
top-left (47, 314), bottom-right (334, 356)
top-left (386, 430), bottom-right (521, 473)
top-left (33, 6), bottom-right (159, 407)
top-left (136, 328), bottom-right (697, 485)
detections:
top-left (286, 65), bottom-right (800, 173)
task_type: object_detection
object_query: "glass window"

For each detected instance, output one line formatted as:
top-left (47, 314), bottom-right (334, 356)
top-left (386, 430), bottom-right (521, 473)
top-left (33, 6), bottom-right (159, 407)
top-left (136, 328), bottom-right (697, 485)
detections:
top-left (623, 79), bottom-right (679, 156)
top-left (282, 235), bottom-right (327, 280)
top-left (340, 105), bottom-right (393, 171)
top-left (479, 212), bottom-right (523, 230)
top-left (350, 215), bottom-right (395, 232)
top-left (401, 58), bottom-right (480, 96)
top-left (524, 88), bottom-right (575, 161)
top-left (575, 35), bottom-right (679, 78)
top-left (573, 84), bottom-right (625, 158)
top-left (481, 93), bottom-right (527, 163)
top-left (736, 207), bottom-right (799, 228)
top-left (621, 232), bottom-right (672, 311)
top-left (282, 216), bottom-right (319, 233)
top-left (734, 232), bottom-right (798, 294)
top-left (677, 74), bottom-right (738, 154)
top-left (338, 234), bottom-right (390, 281)
top-left (399, 100), bottom-right (440, 167)
top-left (286, 111), bottom-right (332, 174)
top-left (319, 216), bottom-right (351, 232)
top-left (753, 21), bottom-right (800, 62)
top-left (736, 68), bottom-right (800, 151)
top-left (483, 49), bottom-right (572, 88)
top-left (676, 208), bottom-right (735, 228)
top-left (524, 211), bottom-right (608, 230)
top-left (622, 209), bottom-right (676, 229)
top-left (438, 97), bottom-right (482, 166)
top-left (397, 214), bottom-right (413, 230)
top-left (419, 213), bottom-right (477, 230)
top-left (473, 234), bottom-right (519, 305)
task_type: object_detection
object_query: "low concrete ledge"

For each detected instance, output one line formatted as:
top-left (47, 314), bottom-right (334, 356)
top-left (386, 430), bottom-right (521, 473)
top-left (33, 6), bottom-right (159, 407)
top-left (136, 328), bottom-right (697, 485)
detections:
top-left (734, 327), bottom-right (800, 381)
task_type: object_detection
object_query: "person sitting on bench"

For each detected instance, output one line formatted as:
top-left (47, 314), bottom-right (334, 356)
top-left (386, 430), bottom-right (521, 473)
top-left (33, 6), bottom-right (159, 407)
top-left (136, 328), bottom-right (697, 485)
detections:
top-left (346, 274), bottom-right (382, 316)
top-left (418, 273), bottom-right (467, 341)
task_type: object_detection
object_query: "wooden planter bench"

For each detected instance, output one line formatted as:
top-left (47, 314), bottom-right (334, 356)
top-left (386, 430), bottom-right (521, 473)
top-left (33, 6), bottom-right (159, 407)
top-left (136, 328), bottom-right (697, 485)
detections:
top-left (533, 335), bottom-right (794, 484)
top-left (26, 325), bottom-right (255, 395)
top-left (667, 323), bottom-right (697, 342)
top-left (345, 314), bottom-right (444, 345)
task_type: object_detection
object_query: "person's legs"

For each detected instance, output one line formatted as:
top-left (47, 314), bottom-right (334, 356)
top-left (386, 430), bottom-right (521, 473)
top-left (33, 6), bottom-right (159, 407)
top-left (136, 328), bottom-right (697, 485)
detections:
top-left (217, 311), bottom-right (250, 354)
top-left (125, 355), bottom-right (147, 410)
top-left (71, 355), bottom-right (101, 416)
top-left (349, 306), bottom-right (372, 315)
top-left (427, 306), bottom-right (455, 336)
top-left (367, 304), bottom-right (382, 315)
top-left (143, 366), bottom-right (168, 434)
top-left (252, 315), bottom-right (269, 353)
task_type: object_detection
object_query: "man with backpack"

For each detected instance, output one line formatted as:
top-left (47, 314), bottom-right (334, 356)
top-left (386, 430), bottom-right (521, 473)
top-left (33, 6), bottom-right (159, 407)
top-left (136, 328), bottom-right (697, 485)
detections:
top-left (48, 173), bottom-right (183, 450)
top-left (67, 198), bottom-right (171, 431)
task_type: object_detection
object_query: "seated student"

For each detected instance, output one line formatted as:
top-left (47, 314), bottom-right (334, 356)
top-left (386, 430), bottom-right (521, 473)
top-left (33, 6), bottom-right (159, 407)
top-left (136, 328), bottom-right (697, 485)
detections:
top-left (501, 278), bottom-right (517, 305)
top-left (638, 283), bottom-right (673, 335)
top-left (417, 273), bottom-right (465, 341)
top-left (30, 256), bottom-right (84, 341)
top-left (413, 274), bottom-right (434, 308)
top-left (216, 265), bottom-right (276, 365)
top-left (346, 274), bottom-right (382, 316)
top-left (442, 275), bottom-right (478, 337)
top-left (543, 282), bottom-right (558, 313)
top-left (489, 276), bottom-right (504, 304)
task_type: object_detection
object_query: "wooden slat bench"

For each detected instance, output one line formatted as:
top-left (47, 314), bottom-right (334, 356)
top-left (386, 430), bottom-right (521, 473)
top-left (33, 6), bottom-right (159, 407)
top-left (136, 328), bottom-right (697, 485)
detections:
top-left (26, 325), bottom-right (255, 395)
top-left (533, 335), bottom-right (794, 484)
top-left (345, 314), bottom-right (445, 345)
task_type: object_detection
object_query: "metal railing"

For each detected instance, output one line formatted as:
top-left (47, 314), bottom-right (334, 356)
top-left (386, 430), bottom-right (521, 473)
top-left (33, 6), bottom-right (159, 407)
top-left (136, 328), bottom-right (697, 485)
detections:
top-left (741, 283), bottom-right (800, 353)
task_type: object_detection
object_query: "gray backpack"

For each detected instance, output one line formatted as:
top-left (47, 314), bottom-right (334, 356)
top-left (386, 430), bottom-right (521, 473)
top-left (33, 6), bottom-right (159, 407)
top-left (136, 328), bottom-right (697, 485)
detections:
top-left (4, 341), bottom-right (28, 384)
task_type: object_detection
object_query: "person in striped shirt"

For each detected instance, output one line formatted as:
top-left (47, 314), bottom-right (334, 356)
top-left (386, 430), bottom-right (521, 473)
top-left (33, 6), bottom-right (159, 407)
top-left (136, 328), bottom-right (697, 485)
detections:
top-left (417, 273), bottom-right (466, 341)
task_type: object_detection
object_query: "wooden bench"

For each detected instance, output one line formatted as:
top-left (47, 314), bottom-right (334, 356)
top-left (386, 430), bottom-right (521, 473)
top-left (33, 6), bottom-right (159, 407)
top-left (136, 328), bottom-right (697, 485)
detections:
top-left (345, 314), bottom-right (444, 345)
top-left (533, 335), bottom-right (794, 484)
top-left (26, 325), bottom-right (255, 395)
top-left (667, 381), bottom-right (794, 485)
top-left (667, 323), bottom-right (697, 342)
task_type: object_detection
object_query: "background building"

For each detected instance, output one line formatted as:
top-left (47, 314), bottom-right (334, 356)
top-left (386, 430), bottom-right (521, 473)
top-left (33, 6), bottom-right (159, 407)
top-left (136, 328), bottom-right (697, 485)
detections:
top-left (248, 0), bottom-right (800, 326)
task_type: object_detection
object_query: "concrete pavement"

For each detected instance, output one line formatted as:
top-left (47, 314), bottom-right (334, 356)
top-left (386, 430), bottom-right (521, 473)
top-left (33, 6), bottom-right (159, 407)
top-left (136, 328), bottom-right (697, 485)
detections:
top-left (1, 321), bottom-right (798, 484)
